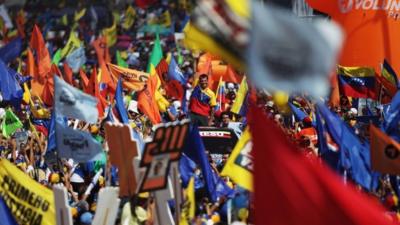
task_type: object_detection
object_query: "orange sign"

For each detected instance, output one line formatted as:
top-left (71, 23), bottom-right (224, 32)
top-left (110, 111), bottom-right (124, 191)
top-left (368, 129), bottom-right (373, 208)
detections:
top-left (307, 0), bottom-right (400, 74)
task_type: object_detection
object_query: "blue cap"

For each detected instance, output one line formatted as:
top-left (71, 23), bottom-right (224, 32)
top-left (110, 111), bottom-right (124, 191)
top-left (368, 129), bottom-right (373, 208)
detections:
top-left (80, 212), bottom-right (93, 224)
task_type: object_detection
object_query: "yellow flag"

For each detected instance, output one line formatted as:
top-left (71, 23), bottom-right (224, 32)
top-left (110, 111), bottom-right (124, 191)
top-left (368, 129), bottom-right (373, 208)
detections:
top-left (155, 90), bottom-right (170, 113)
top-left (221, 128), bottom-right (253, 191)
top-left (107, 63), bottom-right (149, 91)
top-left (179, 177), bottom-right (195, 225)
top-left (0, 159), bottom-right (55, 225)
top-left (160, 10), bottom-right (171, 27)
top-left (60, 31), bottom-right (82, 58)
top-left (22, 83), bottom-right (31, 104)
top-left (74, 8), bottom-right (86, 21)
top-left (231, 76), bottom-right (248, 115)
top-left (122, 6), bottom-right (136, 30)
top-left (102, 21), bottom-right (117, 47)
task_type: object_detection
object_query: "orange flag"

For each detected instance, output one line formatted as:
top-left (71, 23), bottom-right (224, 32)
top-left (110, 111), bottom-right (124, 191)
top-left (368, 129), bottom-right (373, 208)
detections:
top-left (41, 77), bottom-right (54, 106)
top-left (51, 64), bottom-right (63, 78)
top-left (370, 125), bottom-right (400, 175)
top-left (107, 63), bottom-right (149, 91)
top-left (223, 65), bottom-right (242, 84)
top-left (138, 75), bottom-right (162, 125)
top-left (29, 25), bottom-right (51, 79)
top-left (79, 69), bottom-right (89, 90)
top-left (63, 63), bottom-right (74, 86)
top-left (27, 48), bottom-right (45, 97)
top-left (86, 68), bottom-right (107, 118)
top-left (92, 36), bottom-right (111, 65)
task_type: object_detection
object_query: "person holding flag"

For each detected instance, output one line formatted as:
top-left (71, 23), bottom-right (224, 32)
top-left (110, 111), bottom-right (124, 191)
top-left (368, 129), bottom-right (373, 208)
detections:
top-left (189, 74), bottom-right (217, 126)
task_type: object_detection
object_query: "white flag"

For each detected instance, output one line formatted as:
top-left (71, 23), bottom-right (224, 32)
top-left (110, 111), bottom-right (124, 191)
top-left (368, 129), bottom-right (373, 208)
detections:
top-left (55, 120), bottom-right (102, 162)
top-left (54, 75), bottom-right (98, 123)
top-left (247, 2), bottom-right (343, 97)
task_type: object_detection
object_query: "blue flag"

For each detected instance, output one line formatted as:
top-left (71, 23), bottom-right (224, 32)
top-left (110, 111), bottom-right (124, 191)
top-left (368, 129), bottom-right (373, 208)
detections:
top-left (315, 109), bottom-right (339, 170)
top-left (383, 91), bottom-right (400, 137)
top-left (47, 111), bottom-right (68, 153)
top-left (0, 60), bottom-right (23, 109)
top-left (55, 120), bottom-right (102, 163)
top-left (66, 46), bottom-right (86, 73)
top-left (183, 126), bottom-right (234, 201)
top-left (168, 57), bottom-right (186, 85)
top-left (104, 105), bottom-right (115, 123)
top-left (0, 197), bottom-right (17, 225)
top-left (179, 154), bottom-right (197, 188)
top-left (318, 103), bottom-right (378, 191)
top-left (0, 37), bottom-right (22, 64)
top-left (114, 78), bottom-right (129, 124)
top-left (289, 102), bottom-right (308, 122)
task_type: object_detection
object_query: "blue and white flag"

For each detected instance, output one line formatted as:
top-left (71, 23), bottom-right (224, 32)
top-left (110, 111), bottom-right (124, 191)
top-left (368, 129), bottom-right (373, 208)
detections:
top-left (168, 57), bottom-right (186, 85)
top-left (54, 75), bottom-right (98, 123)
top-left (55, 120), bottom-right (102, 162)
top-left (66, 47), bottom-right (86, 73)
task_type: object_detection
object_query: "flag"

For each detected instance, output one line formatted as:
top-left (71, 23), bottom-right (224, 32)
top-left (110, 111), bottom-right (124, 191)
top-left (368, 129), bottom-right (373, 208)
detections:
top-left (116, 50), bottom-right (128, 68)
top-left (122, 5), bottom-right (136, 30)
top-left (0, 5), bottom-right (13, 29)
top-left (0, 37), bottom-right (22, 64)
top-left (114, 78), bottom-right (129, 124)
top-left (60, 31), bottom-right (82, 59)
top-left (183, 126), bottom-right (233, 202)
top-left (92, 36), bottom-right (111, 64)
top-left (41, 76), bottom-right (55, 106)
top-left (107, 63), bottom-right (149, 91)
top-left (179, 177), bottom-right (195, 225)
top-left (248, 1), bottom-right (343, 97)
top-left (135, 0), bottom-right (158, 9)
top-left (102, 20), bottom-right (117, 47)
top-left (55, 120), bottom-right (102, 163)
top-left (370, 124), bottom-right (400, 175)
top-left (63, 63), bottom-right (74, 85)
top-left (86, 67), bottom-right (107, 118)
top-left (231, 76), bottom-right (248, 116)
top-left (54, 76), bottom-right (98, 124)
top-left (159, 10), bottom-right (171, 27)
top-left (183, 0), bottom-right (249, 70)
top-left (318, 103), bottom-right (377, 190)
top-left (223, 65), bottom-right (242, 84)
top-left (221, 128), bottom-right (253, 191)
top-left (0, 196), bottom-right (17, 225)
top-left (168, 57), bottom-right (186, 85)
top-left (47, 111), bottom-right (67, 153)
top-left (215, 77), bottom-right (226, 113)
top-left (383, 91), bottom-right (400, 140)
top-left (147, 34), bottom-right (163, 74)
top-left (52, 49), bottom-right (62, 65)
top-left (79, 69), bottom-right (89, 90)
top-left (382, 59), bottom-right (399, 87)
top-left (251, 106), bottom-right (393, 225)
top-left (138, 75), bottom-right (162, 124)
top-left (30, 24), bottom-right (51, 79)
top-left (179, 154), bottom-right (197, 188)
top-left (74, 8), bottom-right (86, 21)
top-left (66, 46), bottom-right (86, 73)
top-left (289, 102), bottom-right (308, 122)
top-left (2, 108), bottom-right (23, 138)
top-left (338, 66), bottom-right (377, 99)
top-left (0, 61), bottom-right (23, 109)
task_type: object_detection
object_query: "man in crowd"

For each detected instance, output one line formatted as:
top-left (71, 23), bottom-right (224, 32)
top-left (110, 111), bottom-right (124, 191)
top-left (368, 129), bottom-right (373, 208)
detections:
top-left (189, 74), bottom-right (217, 126)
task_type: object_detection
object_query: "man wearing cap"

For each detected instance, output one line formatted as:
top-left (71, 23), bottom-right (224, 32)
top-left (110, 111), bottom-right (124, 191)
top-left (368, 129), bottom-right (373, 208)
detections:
top-left (189, 74), bottom-right (217, 126)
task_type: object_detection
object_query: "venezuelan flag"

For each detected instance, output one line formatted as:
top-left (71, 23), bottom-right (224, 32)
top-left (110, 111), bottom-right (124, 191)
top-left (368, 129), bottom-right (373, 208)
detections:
top-left (337, 65), bottom-right (377, 99)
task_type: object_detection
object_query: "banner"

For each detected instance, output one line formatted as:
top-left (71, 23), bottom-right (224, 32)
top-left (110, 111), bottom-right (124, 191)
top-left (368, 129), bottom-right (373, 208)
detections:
top-left (55, 120), bottom-right (102, 163)
top-left (107, 63), bottom-right (149, 91)
top-left (0, 159), bottom-right (55, 225)
top-left (54, 76), bottom-right (98, 123)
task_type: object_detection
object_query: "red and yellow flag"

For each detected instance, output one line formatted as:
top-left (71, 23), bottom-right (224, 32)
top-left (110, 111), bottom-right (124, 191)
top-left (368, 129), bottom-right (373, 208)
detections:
top-left (107, 63), bottom-right (149, 91)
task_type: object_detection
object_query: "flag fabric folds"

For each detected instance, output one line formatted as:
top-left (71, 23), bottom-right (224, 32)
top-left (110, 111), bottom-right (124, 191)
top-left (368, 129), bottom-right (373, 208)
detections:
top-left (147, 34), bottom-right (163, 73)
top-left (54, 76), bottom-right (98, 124)
top-left (107, 63), bottom-right (149, 91)
top-left (2, 108), bottom-right (23, 138)
top-left (183, 126), bottom-right (233, 202)
top-left (251, 106), bottom-right (393, 225)
top-left (137, 75), bottom-right (162, 125)
top-left (0, 37), bottom-right (22, 64)
top-left (0, 197), bottom-right (17, 225)
top-left (179, 177), bottom-right (195, 225)
top-left (66, 46), bottom-right (87, 73)
top-left (55, 120), bottom-right (102, 163)
top-left (168, 57), bottom-right (186, 85)
top-left (370, 124), bottom-right (400, 175)
top-left (114, 78), bottom-right (129, 124)
top-left (248, 1), bottom-right (343, 97)
top-left (289, 102), bottom-right (308, 122)
top-left (382, 59), bottom-right (399, 87)
top-left (231, 76), bottom-right (248, 116)
top-left (0, 61), bottom-right (23, 109)
top-left (221, 128), bottom-right (253, 191)
top-left (318, 103), bottom-right (377, 190)
top-left (337, 65), bottom-right (377, 99)
top-left (30, 24), bottom-right (51, 79)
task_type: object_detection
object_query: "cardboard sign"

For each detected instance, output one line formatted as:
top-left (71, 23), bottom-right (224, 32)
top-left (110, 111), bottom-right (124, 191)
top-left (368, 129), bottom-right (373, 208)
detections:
top-left (104, 123), bottom-right (139, 197)
top-left (139, 120), bottom-right (189, 192)
top-left (92, 187), bottom-right (120, 225)
top-left (53, 185), bottom-right (72, 225)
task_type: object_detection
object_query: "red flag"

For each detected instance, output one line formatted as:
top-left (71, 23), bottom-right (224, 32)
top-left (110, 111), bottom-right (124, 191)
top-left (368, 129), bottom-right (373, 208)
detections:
top-left (135, 0), bottom-right (158, 8)
top-left (86, 68), bottom-right (106, 118)
top-left (51, 64), bottom-right (63, 79)
top-left (138, 75), bottom-right (162, 125)
top-left (63, 63), bottom-right (74, 86)
top-left (251, 107), bottom-right (394, 225)
top-left (30, 25), bottom-right (51, 79)
top-left (79, 69), bottom-right (89, 90)
top-left (41, 78), bottom-right (54, 106)
top-left (223, 65), bottom-right (242, 84)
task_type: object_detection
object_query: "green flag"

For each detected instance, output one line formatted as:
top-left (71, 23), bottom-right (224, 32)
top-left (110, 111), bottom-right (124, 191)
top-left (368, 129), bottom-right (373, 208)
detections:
top-left (2, 109), bottom-right (23, 138)
top-left (176, 44), bottom-right (184, 65)
top-left (116, 51), bottom-right (128, 68)
top-left (52, 49), bottom-right (62, 65)
top-left (147, 34), bottom-right (163, 73)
